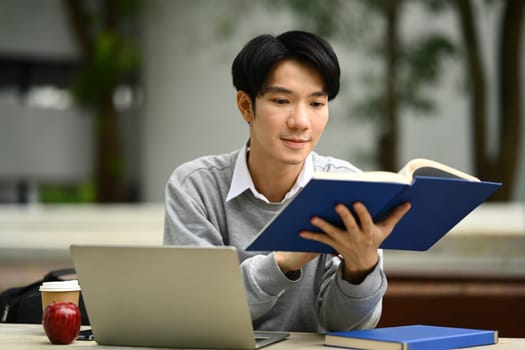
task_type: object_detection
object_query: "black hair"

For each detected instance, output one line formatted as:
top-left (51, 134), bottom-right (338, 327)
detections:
top-left (231, 30), bottom-right (341, 103)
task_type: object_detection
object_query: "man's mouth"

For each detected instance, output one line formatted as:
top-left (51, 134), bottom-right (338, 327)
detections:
top-left (281, 137), bottom-right (311, 149)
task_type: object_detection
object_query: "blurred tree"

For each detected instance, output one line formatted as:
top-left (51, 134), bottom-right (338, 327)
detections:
top-left (453, 0), bottom-right (523, 201)
top-left (62, 0), bottom-right (140, 202)
top-left (274, 0), bottom-right (523, 201)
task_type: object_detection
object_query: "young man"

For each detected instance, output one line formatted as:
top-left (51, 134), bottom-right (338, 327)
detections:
top-left (163, 30), bottom-right (410, 332)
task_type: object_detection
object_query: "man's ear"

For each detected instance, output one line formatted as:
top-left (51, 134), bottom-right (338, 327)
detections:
top-left (236, 91), bottom-right (254, 123)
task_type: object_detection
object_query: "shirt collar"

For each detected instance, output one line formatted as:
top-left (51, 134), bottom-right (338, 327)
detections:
top-left (226, 143), bottom-right (314, 203)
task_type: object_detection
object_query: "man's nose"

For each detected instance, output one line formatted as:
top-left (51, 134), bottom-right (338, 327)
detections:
top-left (287, 104), bottom-right (310, 129)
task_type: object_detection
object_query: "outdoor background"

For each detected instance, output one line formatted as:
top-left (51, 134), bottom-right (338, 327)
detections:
top-left (1, 0), bottom-right (524, 336)
top-left (0, 0), bottom-right (524, 204)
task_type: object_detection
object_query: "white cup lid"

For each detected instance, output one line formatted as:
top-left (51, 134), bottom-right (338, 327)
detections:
top-left (39, 280), bottom-right (81, 292)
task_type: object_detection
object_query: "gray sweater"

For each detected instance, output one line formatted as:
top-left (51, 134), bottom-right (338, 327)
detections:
top-left (163, 150), bottom-right (387, 332)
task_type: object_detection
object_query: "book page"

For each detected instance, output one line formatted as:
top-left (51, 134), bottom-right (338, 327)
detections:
top-left (313, 171), bottom-right (411, 184)
top-left (398, 158), bottom-right (480, 182)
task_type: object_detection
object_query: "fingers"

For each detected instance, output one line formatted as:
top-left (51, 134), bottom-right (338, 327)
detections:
top-left (342, 201), bottom-right (410, 233)
top-left (381, 202), bottom-right (411, 229)
top-left (299, 229), bottom-right (333, 246)
top-left (301, 202), bottom-right (411, 245)
top-left (300, 212), bottom-right (345, 247)
top-left (349, 202), bottom-right (374, 232)
top-left (306, 202), bottom-right (367, 237)
top-left (300, 202), bottom-right (365, 246)
top-left (300, 202), bottom-right (411, 238)
top-left (334, 204), bottom-right (359, 232)
top-left (303, 217), bottom-right (339, 243)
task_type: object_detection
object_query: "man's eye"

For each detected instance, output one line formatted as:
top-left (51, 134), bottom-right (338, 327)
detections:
top-left (272, 99), bottom-right (289, 104)
top-left (311, 101), bottom-right (325, 108)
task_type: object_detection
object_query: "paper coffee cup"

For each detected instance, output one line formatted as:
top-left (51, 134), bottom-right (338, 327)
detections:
top-left (39, 280), bottom-right (81, 312)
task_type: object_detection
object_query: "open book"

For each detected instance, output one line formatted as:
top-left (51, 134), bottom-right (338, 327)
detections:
top-left (246, 158), bottom-right (501, 252)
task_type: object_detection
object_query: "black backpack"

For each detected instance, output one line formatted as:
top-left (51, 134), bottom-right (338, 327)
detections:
top-left (0, 268), bottom-right (89, 325)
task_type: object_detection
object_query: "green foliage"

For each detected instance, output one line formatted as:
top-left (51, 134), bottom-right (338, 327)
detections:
top-left (67, 0), bottom-right (141, 108)
top-left (351, 70), bottom-right (385, 121)
top-left (40, 182), bottom-right (96, 203)
top-left (400, 34), bottom-right (457, 114)
top-left (266, 0), bottom-right (376, 45)
top-left (403, 35), bottom-right (456, 85)
top-left (114, 0), bottom-right (142, 16)
top-left (274, 0), bottom-right (343, 36)
top-left (73, 31), bottom-right (139, 107)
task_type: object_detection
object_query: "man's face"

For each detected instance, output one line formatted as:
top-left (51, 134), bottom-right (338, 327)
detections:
top-left (243, 59), bottom-right (329, 170)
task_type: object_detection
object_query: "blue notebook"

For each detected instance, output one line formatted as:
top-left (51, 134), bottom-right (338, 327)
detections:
top-left (246, 158), bottom-right (501, 253)
top-left (325, 325), bottom-right (498, 350)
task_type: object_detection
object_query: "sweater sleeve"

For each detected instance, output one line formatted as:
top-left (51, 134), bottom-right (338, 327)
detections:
top-left (240, 252), bottom-right (302, 320)
top-left (317, 251), bottom-right (387, 331)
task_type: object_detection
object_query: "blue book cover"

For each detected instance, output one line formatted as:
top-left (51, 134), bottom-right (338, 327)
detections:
top-left (325, 325), bottom-right (498, 350)
top-left (246, 159), bottom-right (501, 253)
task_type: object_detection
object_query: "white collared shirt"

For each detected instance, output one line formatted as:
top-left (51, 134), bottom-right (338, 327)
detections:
top-left (226, 143), bottom-right (314, 203)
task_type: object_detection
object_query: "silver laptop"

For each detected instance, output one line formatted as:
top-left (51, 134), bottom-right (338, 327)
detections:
top-left (70, 245), bottom-right (289, 349)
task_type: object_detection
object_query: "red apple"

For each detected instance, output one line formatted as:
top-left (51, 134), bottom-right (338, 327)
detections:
top-left (43, 302), bottom-right (81, 344)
